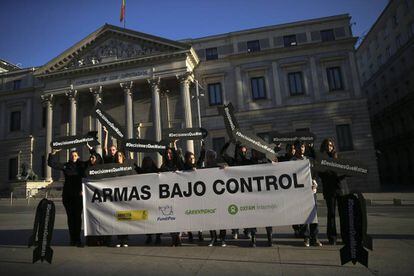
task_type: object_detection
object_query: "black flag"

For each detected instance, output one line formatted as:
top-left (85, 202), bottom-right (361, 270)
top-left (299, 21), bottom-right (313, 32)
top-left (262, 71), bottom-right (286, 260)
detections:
top-left (218, 103), bottom-right (239, 141)
top-left (232, 129), bottom-right (277, 161)
top-left (339, 193), bottom-right (373, 267)
top-left (163, 128), bottom-right (208, 141)
top-left (313, 154), bottom-right (369, 176)
top-left (85, 160), bottom-right (136, 179)
top-left (29, 199), bottom-right (55, 264)
top-left (51, 131), bottom-right (99, 149)
top-left (123, 139), bottom-right (168, 152)
top-left (95, 103), bottom-right (126, 140)
top-left (270, 131), bottom-right (316, 144)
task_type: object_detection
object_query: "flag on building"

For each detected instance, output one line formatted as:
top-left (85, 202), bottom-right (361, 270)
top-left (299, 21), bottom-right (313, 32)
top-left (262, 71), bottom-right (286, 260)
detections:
top-left (120, 0), bottom-right (126, 22)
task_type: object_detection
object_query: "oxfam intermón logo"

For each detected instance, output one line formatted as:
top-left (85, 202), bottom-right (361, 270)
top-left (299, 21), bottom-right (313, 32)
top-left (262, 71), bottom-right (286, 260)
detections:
top-left (228, 204), bottom-right (238, 215)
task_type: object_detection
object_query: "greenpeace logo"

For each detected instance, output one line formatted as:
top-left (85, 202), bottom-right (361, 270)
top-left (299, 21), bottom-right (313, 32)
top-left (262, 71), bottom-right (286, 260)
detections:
top-left (321, 159), bottom-right (368, 174)
top-left (184, 208), bottom-right (216, 215)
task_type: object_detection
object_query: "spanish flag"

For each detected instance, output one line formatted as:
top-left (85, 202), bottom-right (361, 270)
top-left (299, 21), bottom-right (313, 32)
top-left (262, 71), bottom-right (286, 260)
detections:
top-left (120, 0), bottom-right (126, 22)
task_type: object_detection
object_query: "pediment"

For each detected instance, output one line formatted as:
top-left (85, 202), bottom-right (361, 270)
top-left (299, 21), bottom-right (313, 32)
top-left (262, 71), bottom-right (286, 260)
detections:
top-left (35, 24), bottom-right (192, 76)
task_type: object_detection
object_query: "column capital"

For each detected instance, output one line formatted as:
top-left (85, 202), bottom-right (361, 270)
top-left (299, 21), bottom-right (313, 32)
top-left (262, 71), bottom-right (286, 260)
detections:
top-left (120, 80), bottom-right (134, 90)
top-left (176, 72), bottom-right (193, 85)
top-left (40, 94), bottom-right (54, 105)
top-left (65, 88), bottom-right (77, 100)
top-left (147, 77), bottom-right (161, 89)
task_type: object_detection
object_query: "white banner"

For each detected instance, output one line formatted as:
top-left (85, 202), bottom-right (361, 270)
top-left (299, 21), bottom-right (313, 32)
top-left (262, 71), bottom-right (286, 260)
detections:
top-left (82, 160), bottom-right (317, 236)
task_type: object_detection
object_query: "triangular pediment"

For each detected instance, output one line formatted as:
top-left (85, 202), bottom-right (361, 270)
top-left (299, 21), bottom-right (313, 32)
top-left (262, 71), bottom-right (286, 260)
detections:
top-left (35, 24), bottom-right (192, 76)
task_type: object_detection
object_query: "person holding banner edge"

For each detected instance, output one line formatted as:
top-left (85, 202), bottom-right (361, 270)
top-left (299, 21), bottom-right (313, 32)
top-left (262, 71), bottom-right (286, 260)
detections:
top-left (291, 140), bottom-right (322, 247)
top-left (318, 138), bottom-right (349, 245)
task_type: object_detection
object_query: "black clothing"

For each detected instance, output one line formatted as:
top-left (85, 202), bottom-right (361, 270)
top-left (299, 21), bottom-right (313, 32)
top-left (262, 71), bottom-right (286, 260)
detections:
top-left (48, 153), bottom-right (88, 244)
top-left (103, 149), bottom-right (117, 164)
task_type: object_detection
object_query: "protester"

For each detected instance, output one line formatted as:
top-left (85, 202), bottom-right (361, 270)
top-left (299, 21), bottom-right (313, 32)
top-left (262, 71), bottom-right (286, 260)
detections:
top-left (102, 126), bottom-right (118, 163)
top-left (318, 138), bottom-right (349, 245)
top-left (278, 143), bottom-right (295, 162)
top-left (135, 156), bottom-right (163, 245)
top-left (291, 140), bottom-right (322, 247)
top-left (160, 141), bottom-right (183, 246)
top-left (48, 149), bottom-right (87, 247)
top-left (221, 141), bottom-right (257, 247)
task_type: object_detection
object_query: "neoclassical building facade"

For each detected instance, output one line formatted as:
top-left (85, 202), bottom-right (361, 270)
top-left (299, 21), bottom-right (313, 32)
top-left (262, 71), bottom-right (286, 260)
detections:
top-left (0, 14), bottom-right (380, 192)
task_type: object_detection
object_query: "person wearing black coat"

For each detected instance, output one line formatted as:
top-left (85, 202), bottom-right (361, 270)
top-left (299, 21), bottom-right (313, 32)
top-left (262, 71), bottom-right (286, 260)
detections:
top-left (318, 138), bottom-right (348, 245)
top-left (221, 141), bottom-right (257, 247)
top-left (48, 149), bottom-right (88, 247)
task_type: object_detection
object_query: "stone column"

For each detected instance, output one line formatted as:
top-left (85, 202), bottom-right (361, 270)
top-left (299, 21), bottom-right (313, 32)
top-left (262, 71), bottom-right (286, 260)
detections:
top-left (120, 81), bottom-right (134, 140)
top-left (271, 61), bottom-right (283, 106)
top-left (41, 94), bottom-right (53, 181)
top-left (65, 88), bottom-right (77, 136)
top-left (309, 56), bottom-right (321, 101)
top-left (178, 73), bottom-right (194, 154)
top-left (235, 66), bottom-right (244, 111)
top-left (148, 77), bottom-right (162, 167)
top-left (89, 86), bottom-right (103, 155)
top-left (120, 81), bottom-right (134, 158)
top-left (348, 51), bottom-right (362, 97)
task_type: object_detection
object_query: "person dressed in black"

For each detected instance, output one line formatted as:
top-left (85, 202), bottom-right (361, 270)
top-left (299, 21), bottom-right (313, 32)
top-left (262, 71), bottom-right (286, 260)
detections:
top-left (318, 138), bottom-right (348, 245)
top-left (102, 126), bottom-right (118, 163)
top-left (160, 142), bottom-right (183, 246)
top-left (201, 149), bottom-right (227, 247)
top-left (278, 143), bottom-right (296, 162)
top-left (291, 140), bottom-right (322, 247)
top-left (181, 150), bottom-right (204, 243)
top-left (221, 141), bottom-right (257, 247)
top-left (48, 149), bottom-right (87, 247)
top-left (137, 156), bottom-right (162, 245)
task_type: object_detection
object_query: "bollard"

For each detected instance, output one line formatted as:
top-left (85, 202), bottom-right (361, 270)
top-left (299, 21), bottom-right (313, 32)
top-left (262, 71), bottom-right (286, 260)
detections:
top-left (10, 192), bottom-right (13, 206)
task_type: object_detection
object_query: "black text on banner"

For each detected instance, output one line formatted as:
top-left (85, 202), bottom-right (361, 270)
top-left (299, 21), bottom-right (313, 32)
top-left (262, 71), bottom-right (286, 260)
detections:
top-left (50, 131), bottom-right (99, 149)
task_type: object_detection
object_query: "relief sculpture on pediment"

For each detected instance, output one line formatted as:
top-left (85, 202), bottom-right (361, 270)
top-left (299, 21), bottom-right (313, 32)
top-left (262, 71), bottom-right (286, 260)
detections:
top-left (67, 38), bottom-right (162, 68)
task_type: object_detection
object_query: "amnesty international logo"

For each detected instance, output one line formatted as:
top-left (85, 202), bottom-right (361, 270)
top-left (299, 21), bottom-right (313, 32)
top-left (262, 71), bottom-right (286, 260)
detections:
top-left (228, 204), bottom-right (238, 215)
top-left (116, 210), bottom-right (148, 221)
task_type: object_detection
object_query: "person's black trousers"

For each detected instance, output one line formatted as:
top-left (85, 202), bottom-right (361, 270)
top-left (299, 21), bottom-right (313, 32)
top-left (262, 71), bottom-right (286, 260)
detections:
top-left (325, 195), bottom-right (338, 240)
top-left (62, 195), bottom-right (83, 243)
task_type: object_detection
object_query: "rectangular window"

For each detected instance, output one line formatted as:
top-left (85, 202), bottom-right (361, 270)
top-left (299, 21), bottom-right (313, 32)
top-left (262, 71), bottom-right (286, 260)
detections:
top-left (10, 111), bottom-right (21, 132)
top-left (385, 46), bottom-right (391, 59)
top-left (410, 22), bottom-right (414, 37)
top-left (251, 77), bottom-right (266, 100)
top-left (326, 67), bottom-right (343, 91)
top-left (288, 72), bottom-right (304, 95)
top-left (320, 29), bottom-right (335, 42)
top-left (377, 55), bottom-right (383, 65)
top-left (247, 40), bottom-right (260, 52)
top-left (9, 157), bottom-right (18, 180)
top-left (212, 137), bottom-right (225, 156)
top-left (205, 47), bottom-right (218, 61)
top-left (207, 83), bottom-right (223, 106)
top-left (13, 79), bottom-right (21, 90)
top-left (336, 124), bottom-right (354, 151)
top-left (283, 35), bottom-right (297, 47)
top-left (392, 15), bottom-right (398, 27)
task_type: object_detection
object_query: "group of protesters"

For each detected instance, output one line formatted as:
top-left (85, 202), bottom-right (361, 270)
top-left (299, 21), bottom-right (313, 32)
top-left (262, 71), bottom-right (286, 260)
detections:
top-left (48, 125), bottom-right (348, 248)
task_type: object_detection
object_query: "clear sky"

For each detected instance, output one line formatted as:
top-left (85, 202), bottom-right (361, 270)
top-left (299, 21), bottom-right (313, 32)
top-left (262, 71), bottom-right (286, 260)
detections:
top-left (0, 0), bottom-right (388, 68)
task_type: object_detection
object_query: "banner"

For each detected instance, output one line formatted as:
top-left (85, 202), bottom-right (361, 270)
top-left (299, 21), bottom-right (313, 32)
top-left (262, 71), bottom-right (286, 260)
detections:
top-left (123, 139), bottom-right (168, 152)
top-left (218, 103), bottom-right (239, 141)
top-left (339, 193), bottom-right (373, 267)
top-left (83, 161), bottom-right (317, 236)
top-left (314, 154), bottom-right (369, 176)
top-left (85, 161), bottom-right (136, 179)
top-left (94, 103), bottom-right (126, 140)
top-left (271, 131), bottom-right (316, 144)
top-left (163, 128), bottom-right (208, 141)
top-left (232, 130), bottom-right (277, 161)
top-left (51, 131), bottom-right (99, 149)
top-left (29, 199), bottom-right (55, 264)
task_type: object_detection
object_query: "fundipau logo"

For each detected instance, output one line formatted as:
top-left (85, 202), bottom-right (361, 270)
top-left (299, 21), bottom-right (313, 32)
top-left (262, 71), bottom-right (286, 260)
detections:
top-left (157, 205), bottom-right (176, 221)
